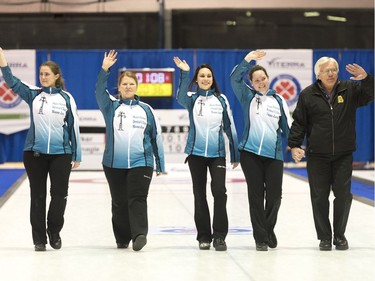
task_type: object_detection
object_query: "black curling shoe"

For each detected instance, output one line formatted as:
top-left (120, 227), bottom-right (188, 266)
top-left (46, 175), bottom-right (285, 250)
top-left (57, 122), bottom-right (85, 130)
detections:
top-left (199, 241), bottom-right (211, 250)
top-left (319, 239), bottom-right (332, 251)
top-left (117, 243), bottom-right (129, 249)
top-left (34, 244), bottom-right (46, 252)
top-left (256, 242), bottom-right (268, 251)
top-left (213, 238), bottom-right (227, 251)
top-left (268, 231), bottom-right (278, 249)
top-left (47, 229), bottom-right (62, 250)
top-left (132, 235), bottom-right (147, 251)
top-left (333, 236), bottom-right (349, 250)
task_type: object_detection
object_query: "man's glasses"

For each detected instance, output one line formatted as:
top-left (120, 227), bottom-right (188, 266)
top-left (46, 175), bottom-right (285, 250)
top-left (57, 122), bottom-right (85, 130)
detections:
top-left (320, 68), bottom-right (338, 75)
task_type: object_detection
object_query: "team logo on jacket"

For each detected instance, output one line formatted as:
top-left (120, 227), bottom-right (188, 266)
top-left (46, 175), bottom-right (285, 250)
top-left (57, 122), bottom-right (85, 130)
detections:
top-left (0, 78), bottom-right (22, 108)
top-left (270, 74), bottom-right (301, 107)
top-left (117, 111), bottom-right (126, 130)
top-left (38, 96), bottom-right (48, 114)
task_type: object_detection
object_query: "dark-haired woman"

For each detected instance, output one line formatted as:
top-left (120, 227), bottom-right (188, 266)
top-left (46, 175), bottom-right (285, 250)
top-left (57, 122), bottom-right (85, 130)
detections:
top-left (173, 57), bottom-right (240, 251)
top-left (0, 47), bottom-right (82, 252)
top-left (230, 50), bottom-right (292, 251)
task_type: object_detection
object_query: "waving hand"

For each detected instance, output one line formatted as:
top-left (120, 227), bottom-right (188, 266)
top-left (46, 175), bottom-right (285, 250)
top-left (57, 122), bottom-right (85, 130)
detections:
top-left (102, 50), bottom-right (118, 72)
top-left (345, 63), bottom-right (367, 81)
top-left (173, 57), bottom-right (190, 71)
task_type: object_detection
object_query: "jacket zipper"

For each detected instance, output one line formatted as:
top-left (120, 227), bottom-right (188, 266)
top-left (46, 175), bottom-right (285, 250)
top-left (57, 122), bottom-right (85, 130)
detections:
top-left (47, 88), bottom-right (52, 154)
top-left (322, 92), bottom-right (335, 155)
top-left (330, 103), bottom-right (334, 155)
top-left (204, 91), bottom-right (209, 157)
top-left (127, 102), bottom-right (132, 167)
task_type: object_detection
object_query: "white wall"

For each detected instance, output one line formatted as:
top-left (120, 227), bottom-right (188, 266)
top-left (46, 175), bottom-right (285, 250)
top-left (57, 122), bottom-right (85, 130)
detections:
top-left (0, 0), bottom-right (373, 13)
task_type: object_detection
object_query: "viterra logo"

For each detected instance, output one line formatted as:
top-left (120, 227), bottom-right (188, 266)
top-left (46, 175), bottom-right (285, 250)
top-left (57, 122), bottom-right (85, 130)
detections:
top-left (0, 78), bottom-right (22, 108)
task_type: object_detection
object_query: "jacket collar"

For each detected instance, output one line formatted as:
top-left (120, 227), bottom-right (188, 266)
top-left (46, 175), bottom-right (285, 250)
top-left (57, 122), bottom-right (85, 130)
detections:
top-left (119, 94), bottom-right (140, 105)
top-left (316, 79), bottom-right (341, 96)
top-left (196, 88), bottom-right (215, 97)
top-left (41, 86), bottom-right (62, 94)
top-left (254, 89), bottom-right (276, 97)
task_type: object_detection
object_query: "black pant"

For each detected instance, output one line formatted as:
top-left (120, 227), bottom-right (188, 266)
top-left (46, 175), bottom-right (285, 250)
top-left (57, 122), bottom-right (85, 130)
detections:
top-left (23, 151), bottom-right (72, 245)
top-left (240, 151), bottom-right (283, 244)
top-left (306, 153), bottom-right (353, 240)
top-left (187, 155), bottom-right (228, 242)
top-left (103, 165), bottom-right (153, 244)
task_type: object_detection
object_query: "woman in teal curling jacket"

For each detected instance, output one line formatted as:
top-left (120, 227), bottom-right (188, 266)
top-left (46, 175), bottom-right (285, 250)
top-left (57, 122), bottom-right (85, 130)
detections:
top-left (0, 47), bottom-right (81, 252)
top-left (230, 50), bottom-right (292, 251)
top-left (173, 56), bottom-right (240, 252)
top-left (95, 50), bottom-right (165, 251)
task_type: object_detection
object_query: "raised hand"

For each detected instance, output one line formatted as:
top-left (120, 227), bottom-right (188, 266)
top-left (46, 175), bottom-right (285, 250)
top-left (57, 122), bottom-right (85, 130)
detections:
top-left (244, 50), bottom-right (267, 63)
top-left (102, 50), bottom-right (118, 71)
top-left (345, 63), bottom-right (367, 81)
top-left (173, 56), bottom-right (190, 71)
top-left (0, 47), bottom-right (8, 67)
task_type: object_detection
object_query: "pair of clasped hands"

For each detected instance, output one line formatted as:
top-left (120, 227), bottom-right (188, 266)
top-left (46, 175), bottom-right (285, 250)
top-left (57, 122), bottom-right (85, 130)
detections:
top-left (291, 147), bottom-right (305, 163)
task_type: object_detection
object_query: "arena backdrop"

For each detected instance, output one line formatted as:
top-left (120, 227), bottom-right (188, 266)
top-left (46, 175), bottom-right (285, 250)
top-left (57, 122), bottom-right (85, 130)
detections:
top-left (0, 49), bottom-right (373, 164)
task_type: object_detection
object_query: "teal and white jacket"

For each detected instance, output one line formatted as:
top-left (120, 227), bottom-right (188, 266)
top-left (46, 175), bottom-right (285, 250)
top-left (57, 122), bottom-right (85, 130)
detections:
top-left (95, 69), bottom-right (165, 173)
top-left (230, 60), bottom-right (292, 161)
top-left (0, 65), bottom-right (81, 161)
top-left (176, 70), bottom-right (240, 163)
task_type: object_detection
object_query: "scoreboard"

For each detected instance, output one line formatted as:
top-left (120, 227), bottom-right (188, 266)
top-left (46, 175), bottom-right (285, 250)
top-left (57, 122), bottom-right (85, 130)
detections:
top-left (118, 68), bottom-right (175, 97)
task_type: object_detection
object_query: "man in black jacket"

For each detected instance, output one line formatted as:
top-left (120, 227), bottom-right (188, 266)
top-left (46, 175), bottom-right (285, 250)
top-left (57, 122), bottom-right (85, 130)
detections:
top-left (288, 56), bottom-right (374, 251)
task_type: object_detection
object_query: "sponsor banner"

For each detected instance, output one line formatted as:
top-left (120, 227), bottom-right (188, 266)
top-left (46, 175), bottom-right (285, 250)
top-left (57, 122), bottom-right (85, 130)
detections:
top-left (0, 50), bottom-right (36, 134)
top-left (78, 110), bottom-right (106, 170)
top-left (156, 109), bottom-right (189, 163)
top-left (257, 49), bottom-right (313, 112)
top-left (78, 109), bottom-right (105, 127)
